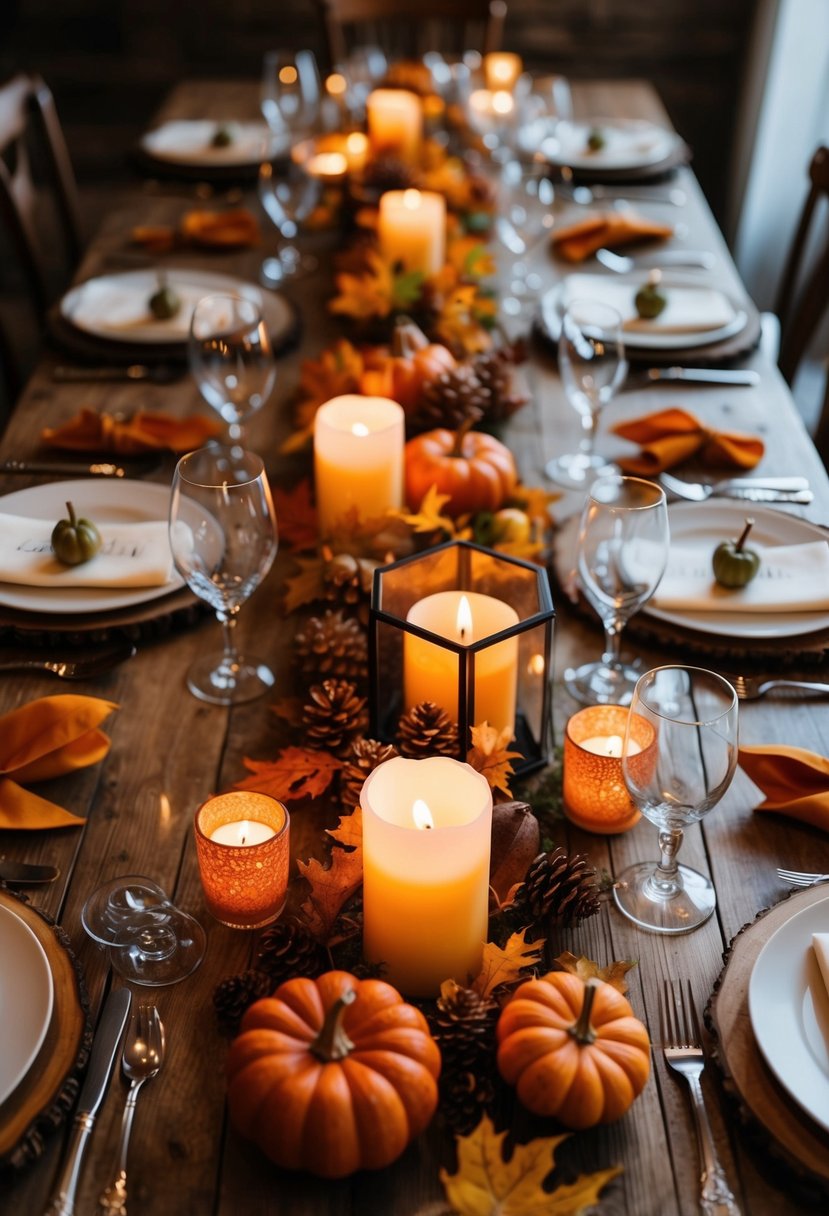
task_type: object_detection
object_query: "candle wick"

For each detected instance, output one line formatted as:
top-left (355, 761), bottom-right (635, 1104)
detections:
top-left (241, 834), bottom-right (247, 846)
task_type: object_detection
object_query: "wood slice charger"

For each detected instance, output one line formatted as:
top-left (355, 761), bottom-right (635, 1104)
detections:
top-left (0, 887), bottom-right (90, 1173)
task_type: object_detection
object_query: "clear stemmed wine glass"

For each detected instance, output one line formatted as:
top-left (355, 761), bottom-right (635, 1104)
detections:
top-left (188, 293), bottom-right (276, 451)
top-left (495, 159), bottom-right (555, 317)
top-left (260, 49), bottom-right (321, 153)
top-left (258, 155), bottom-right (321, 284)
top-left (545, 299), bottom-right (628, 487)
top-left (565, 474), bottom-right (669, 706)
top-left (614, 666), bottom-right (739, 934)
top-left (169, 447), bottom-right (278, 706)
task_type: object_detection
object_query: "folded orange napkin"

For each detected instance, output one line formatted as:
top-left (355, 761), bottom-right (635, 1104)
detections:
top-left (0, 695), bottom-right (117, 830)
top-left (739, 745), bottom-right (829, 833)
top-left (132, 208), bottom-right (261, 254)
top-left (551, 211), bottom-right (673, 263)
top-left (42, 408), bottom-right (221, 456)
top-left (612, 408), bottom-right (765, 475)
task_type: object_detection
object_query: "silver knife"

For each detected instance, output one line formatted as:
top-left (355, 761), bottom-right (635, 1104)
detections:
top-left (1, 460), bottom-right (128, 478)
top-left (43, 988), bottom-right (132, 1216)
top-left (52, 364), bottom-right (179, 383)
top-left (725, 488), bottom-right (813, 504)
top-left (0, 856), bottom-right (60, 884)
top-left (646, 367), bottom-right (760, 387)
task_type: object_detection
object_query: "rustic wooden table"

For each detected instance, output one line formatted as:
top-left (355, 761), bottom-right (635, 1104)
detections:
top-left (1, 79), bottom-right (828, 1216)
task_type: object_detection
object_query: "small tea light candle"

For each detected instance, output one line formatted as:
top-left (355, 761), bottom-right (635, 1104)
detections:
top-left (361, 756), bottom-right (492, 996)
top-left (366, 88), bottom-right (423, 161)
top-left (306, 151), bottom-right (348, 181)
top-left (378, 188), bottom-right (446, 278)
top-left (484, 52), bottom-right (523, 92)
top-left (314, 394), bottom-right (405, 536)
top-left (563, 706), bottom-right (655, 834)
top-left (194, 791), bottom-right (290, 929)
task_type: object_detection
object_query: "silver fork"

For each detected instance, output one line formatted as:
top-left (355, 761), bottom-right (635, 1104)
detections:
top-left (777, 867), bottom-right (829, 887)
top-left (659, 470), bottom-right (812, 503)
top-left (729, 674), bottom-right (829, 701)
top-left (98, 1005), bottom-right (165, 1215)
top-left (661, 981), bottom-right (741, 1216)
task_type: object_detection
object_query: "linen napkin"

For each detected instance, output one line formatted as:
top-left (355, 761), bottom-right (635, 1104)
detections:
top-left (0, 511), bottom-right (173, 588)
top-left (612, 408), bottom-right (765, 474)
top-left (42, 407), bottom-right (221, 455)
top-left (652, 540), bottom-right (829, 613)
top-left (551, 212), bottom-right (673, 263)
top-left (132, 208), bottom-right (261, 254)
top-left (0, 695), bottom-right (116, 829)
top-left (561, 272), bottom-right (736, 334)
top-left (738, 745), bottom-right (829, 832)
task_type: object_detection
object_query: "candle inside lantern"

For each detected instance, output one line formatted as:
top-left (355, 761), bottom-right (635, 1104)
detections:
top-left (563, 706), bottom-right (655, 834)
top-left (194, 791), bottom-right (290, 928)
top-left (404, 590), bottom-right (519, 738)
top-left (209, 818), bottom-right (276, 846)
top-left (377, 188), bottom-right (446, 278)
top-left (366, 88), bottom-right (423, 161)
top-left (484, 52), bottom-right (523, 92)
top-left (314, 394), bottom-right (405, 536)
top-left (361, 756), bottom-right (493, 997)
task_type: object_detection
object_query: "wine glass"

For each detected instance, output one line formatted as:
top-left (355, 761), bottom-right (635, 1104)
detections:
top-left (188, 293), bottom-right (276, 451)
top-left (614, 666), bottom-right (739, 934)
top-left (545, 299), bottom-right (628, 487)
top-left (260, 49), bottom-right (321, 151)
top-left (565, 474), bottom-right (669, 706)
top-left (169, 447), bottom-right (278, 706)
top-left (495, 159), bottom-right (555, 317)
top-left (258, 155), bottom-right (321, 283)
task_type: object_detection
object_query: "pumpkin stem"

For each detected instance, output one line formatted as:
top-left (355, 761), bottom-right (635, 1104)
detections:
top-left (735, 517), bottom-right (754, 553)
top-left (66, 501), bottom-right (77, 527)
top-left (310, 988), bottom-right (357, 1062)
top-left (569, 978), bottom-right (599, 1045)
top-left (392, 315), bottom-right (428, 358)
top-left (450, 415), bottom-right (477, 459)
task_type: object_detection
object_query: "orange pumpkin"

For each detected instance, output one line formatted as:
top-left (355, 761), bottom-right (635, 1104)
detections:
top-left (361, 317), bottom-right (456, 411)
top-left (496, 973), bottom-right (650, 1129)
top-left (226, 969), bottom-right (441, 1178)
top-left (405, 417), bottom-right (518, 516)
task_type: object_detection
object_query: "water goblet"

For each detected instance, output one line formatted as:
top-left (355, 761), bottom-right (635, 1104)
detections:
top-left (169, 446), bottom-right (278, 706)
top-left (565, 474), bottom-right (669, 706)
top-left (258, 155), bottom-right (321, 283)
top-left (545, 299), bottom-right (628, 487)
top-left (613, 666), bottom-right (739, 933)
top-left (188, 292), bottom-right (276, 451)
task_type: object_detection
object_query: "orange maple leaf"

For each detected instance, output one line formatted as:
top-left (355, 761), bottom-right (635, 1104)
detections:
top-left (235, 747), bottom-right (342, 801)
top-left (554, 951), bottom-right (638, 996)
top-left (467, 722), bottom-right (522, 797)
top-left (330, 249), bottom-right (394, 320)
top-left (283, 555), bottom-right (326, 614)
top-left (473, 930), bottom-right (544, 998)
top-left (272, 480), bottom-right (317, 552)
top-left (298, 806), bottom-right (363, 939)
top-left (298, 339), bottom-right (364, 406)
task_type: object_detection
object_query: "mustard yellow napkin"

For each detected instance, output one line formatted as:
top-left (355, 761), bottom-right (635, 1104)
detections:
top-left (612, 407), bottom-right (765, 475)
top-left (0, 695), bottom-right (117, 830)
top-left (739, 744), bottom-right (829, 833)
top-left (131, 208), bottom-right (261, 254)
top-left (42, 408), bottom-right (221, 456)
top-left (551, 211), bottom-right (673, 263)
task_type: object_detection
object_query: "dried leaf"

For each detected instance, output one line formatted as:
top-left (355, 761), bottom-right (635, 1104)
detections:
top-left (467, 723), bottom-right (522, 797)
top-left (236, 747), bottom-right (342, 802)
top-left (327, 804), bottom-right (363, 849)
top-left (397, 484), bottom-right (457, 536)
top-left (272, 480), bottom-right (317, 552)
top-left (554, 951), bottom-right (638, 997)
top-left (440, 1114), bottom-right (621, 1216)
top-left (391, 267), bottom-right (426, 310)
top-left (283, 555), bottom-right (326, 614)
top-left (298, 807), bottom-right (363, 939)
top-left (473, 930), bottom-right (543, 998)
top-left (270, 696), bottom-right (304, 725)
top-left (509, 483), bottom-right (561, 525)
top-left (330, 249), bottom-right (395, 320)
top-left (298, 338), bottom-right (364, 405)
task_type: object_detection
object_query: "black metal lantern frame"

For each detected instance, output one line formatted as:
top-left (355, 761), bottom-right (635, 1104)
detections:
top-left (369, 540), bottom-right (555, 776)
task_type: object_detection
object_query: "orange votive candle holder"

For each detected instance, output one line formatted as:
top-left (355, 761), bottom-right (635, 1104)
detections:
top-left (563, 705), bottom-right (655, 834)
top-left (194, 791), bottom-right (290, 929)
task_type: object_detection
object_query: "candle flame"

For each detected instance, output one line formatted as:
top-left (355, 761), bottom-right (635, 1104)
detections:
top-left (403, 188), bottom-right (422, 211)
top-left (412, 799), bottom-right (434, 830)
top-left (456, 594), bottom-right (473, 642)
top-left (492, 90), bottom-right (514, 116)
top-left (351, 421), bottom-right (370, 437)
top-left (346, 132), bottom-right (368, 154)
top-left (279, 65), bottom-right (298, 85)
top-left (326, 72), bottom-right (347, 96)
top-left (238, 819), bottom-right (252, 845)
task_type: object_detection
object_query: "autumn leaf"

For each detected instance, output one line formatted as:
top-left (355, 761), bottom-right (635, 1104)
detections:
top-left (391, 267), bottom-right (426, 310)
top-left (440, 1114), bottom-right (622, 1216)
top-left (327, 804), bottom-right (363, 849)
top-left (270, 696), bottom-right (304, 725)
top-left (272, 480), bottom-right (317, 552)
top-left (235, 747), bottom-right (342, 802)
top-left (397, 484), bottom-right (457, 536)
top-left (330, 249), bottom-right (394, 320)
top-left (297, 338), bottom-right (364, 405)
top-left (283, 555), bottom-right (326, 614)
top-left (298, 806), bottom-right (363, 939)
top-left (473, 930), bottom-right (543, 998)
top-left (434, 284), bottom-right (493, 356)
top-left (467, 723), bottom-right (522, 797)
top-left (509, 483), bottom-right (561, 525)
top-left (554, 951), bottom-right (638, 997)
top-left (446, 235), bottom-right (495, 280)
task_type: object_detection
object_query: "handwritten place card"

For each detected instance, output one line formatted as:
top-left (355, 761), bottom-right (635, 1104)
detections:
top-left (652, 540), bottom-right (829, 613)
top-left (0, 512), bottom-right (173, 588)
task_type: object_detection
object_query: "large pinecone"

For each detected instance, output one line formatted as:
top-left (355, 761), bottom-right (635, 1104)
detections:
top-left (213, 969), bottom-right (273, 1037)
top-left (254, 920), bottom-right (328, 984)
top-left (303, 679), bottom-right (369, 756)
top-left (470, 348), bottom-right (529, 425)
top-left (295, 610), bottom-right (368, 685)
top-left (397, 701), bottom-right (459, 758)
top-left (432, 980), bottom-right (498, 1132)
top-left (340, 737), bottom-right (399, 810)
top-left (513, 847), bottom-right (602, 929)
top-left (409, 365), bottom-right (487, 433)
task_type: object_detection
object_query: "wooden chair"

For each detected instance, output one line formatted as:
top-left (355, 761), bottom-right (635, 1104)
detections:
top-left (775, 145), bottom-right (829, 387)
top-left (318, 0), bottom-right (506, 69)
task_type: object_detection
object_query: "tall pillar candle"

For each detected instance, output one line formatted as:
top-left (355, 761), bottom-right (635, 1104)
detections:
top-left (361, 756), bottom-right (493, 997)
top-left (378, 189), bottom-right (446, 277)
top-left (314, 395), bottom-right (405, 535)
top-left (366, 88), bottom-right (422, 161)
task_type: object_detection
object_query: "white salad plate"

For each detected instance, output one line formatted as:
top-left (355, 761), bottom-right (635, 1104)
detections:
top-left (541, 118), bottom-right (681, 172)
top-left (139, 120), bottom-right (276, 168)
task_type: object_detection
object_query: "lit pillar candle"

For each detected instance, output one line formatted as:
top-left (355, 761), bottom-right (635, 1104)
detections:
top-left (378, 188), bottom-right (446, 277)
top-left (404, 590), bottom-right (519, 738)
top-left (563, 706), bottom-right (655, 834)
top-left (484, 52), bottom-right (523, 92)
top-left (194, 791), bottom-right (290, 928)
top-left (361, 756), bottom-right (493, 996)
top-left (305, 151), bottom-right (348, 182)
top-left (366, 88), bottom-right (422, 161)
top-left (314, 394), bottom-right (405, 535)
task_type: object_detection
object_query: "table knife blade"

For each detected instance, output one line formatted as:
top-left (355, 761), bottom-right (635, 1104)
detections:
top-left (646, 367), bottom-right (760, 386)
top-left (0, 857), bottom-right (60, 884)
top-left (0, 459), bottom-right (129, 478)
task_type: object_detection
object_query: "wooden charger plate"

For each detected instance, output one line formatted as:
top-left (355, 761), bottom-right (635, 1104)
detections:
top-left (0, 888), bottom-right (90, 1172)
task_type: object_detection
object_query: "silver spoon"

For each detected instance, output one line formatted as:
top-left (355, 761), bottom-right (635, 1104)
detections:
top-left (0, 643), bottom-right (137, 680)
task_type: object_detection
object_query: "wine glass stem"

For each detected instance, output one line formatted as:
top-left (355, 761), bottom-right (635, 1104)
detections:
top-left (580, 410), bottom-right (597, 456)
top-left (227, 422), bottom-right (244, 445)
top-left (218, 611), bottom-right (241, 678)
top-left (654, 827), bottom-right (684, 891)
top-left (601, 619), bottom-right (623, 671)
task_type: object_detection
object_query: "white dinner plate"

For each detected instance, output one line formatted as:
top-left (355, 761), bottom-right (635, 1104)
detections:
top-left (644, 502), bottom-right (829, 639)
top-left (748, 896), bottom-right (829, 1134)
top-left (60, 269), bottom-right (294, 348)
top-left (0, 480), bottom-right (183, 615)
top-left (139, 120), bottom-right (281, 168)
top-left (539, 275), bottom-right (748, 353)
top-left (0, 903), bottom-right (54, 1106)
top-left (541, 118), bottom-right (681, 172)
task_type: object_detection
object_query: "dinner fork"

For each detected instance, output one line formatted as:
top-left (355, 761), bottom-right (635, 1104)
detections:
top-left (728, 674), bottom-right (829, 701)
top-left (660, 980), bottom-right (741, 1216)
top-left (777, 867), bottom-right (829, 887)
top-left (98, 1004), bottom-right (165, 1215)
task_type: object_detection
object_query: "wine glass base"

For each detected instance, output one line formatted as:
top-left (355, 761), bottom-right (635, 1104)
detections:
top-left (545, 453), bottom-right (618, 489)
top-left (187, 653), bottom-right (276, 706)
top-left (260, 251), bottom-right (317, 288)
top-left (564, 658), bottom-right (641, 706)
top-left (612, 860), bottom-right (716, 934)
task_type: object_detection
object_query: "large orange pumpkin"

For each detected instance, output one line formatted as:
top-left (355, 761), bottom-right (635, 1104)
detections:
top-left (360, 317), bottom-right (456, 412)
top-left (226, 969), bottom-right (441, 1178)
top-left (405, 418), bottom-right (517, 516)
top-left (496, 973), bottom-right (650, 1129)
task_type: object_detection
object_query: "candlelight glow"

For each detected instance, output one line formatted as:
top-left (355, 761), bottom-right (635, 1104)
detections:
top-left (326, 72), bottom-right (347, 96)
top-left (351, 421), bottom-right (370, 437)
top-left (412, 799), bottom-right (435, 830)
top-left (307, 152), bottom-right (348, 178)
top-left (528, 653), bottom-right (546, 676)
top-left (403, 188), bottom-right (422, 211)
top-left (493, 90), bottom-right (514, 116)
top-left (279, 66), bottom-right (298, 85)
top-left (346, 132), bottom-right (368, 155)
top-left (456, 594), bottom-right (473, 641)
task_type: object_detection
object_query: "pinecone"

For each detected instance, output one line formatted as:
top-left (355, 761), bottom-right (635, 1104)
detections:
top-left (360, 155), bottom-right (416, 194)
top-left (432, 981), bottom-right (498, 1132)
top-left (254, 920), bottom-right (328, 984)
top-left (513, 847), bottom-right (602, 929)
top-left (397, 701), bottom-right (459, 758)
top-left (213, 969), bottom-right (273, 1037)
top-left (340, 737), bottom-right (400, 810)
top-left (471, 348), bottom-right (529, 426)
top-left (322, 552), bottom-right (376, 624)
top-left (295, 610), bottom-right (368, 685)
top-left (302, 679), bottom-right (369, 756)
top-left (409, 364), bottom-right (487, 433)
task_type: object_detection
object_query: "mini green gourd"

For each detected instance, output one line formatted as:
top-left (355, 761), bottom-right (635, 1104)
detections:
top-left (211, 123), bottom-right (236, 148)
top-left (586, 127), bottom-right (606, 152)
top-left (635, 270), bottom-right (667, 320)
top-left (51, 502), bottom-right (102, 566)
top-left (149, 279), bottom-right (181, 320)
top-left (712, 517), bottom-right (761, 588)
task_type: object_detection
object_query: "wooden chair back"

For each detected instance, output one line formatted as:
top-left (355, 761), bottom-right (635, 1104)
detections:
top-left (776, 145), bottom-right (829, 386)
top-left (319, 0), bottom-right (506, 69)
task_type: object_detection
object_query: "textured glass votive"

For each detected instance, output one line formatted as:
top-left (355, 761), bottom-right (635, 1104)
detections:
top-left (563, 706), bottom-right (655, 834)
top-left (194, 791), bottom-right (290, 929)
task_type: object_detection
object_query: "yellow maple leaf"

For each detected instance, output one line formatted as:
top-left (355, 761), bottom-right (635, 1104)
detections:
top-left (299, 807), bottom-right (363, 939)
top-left (330, 249), bottom-right (394, 320)
top-left (298, 339), bottom-right (364, 406)
top-left (441, 1114), bottom-right (621, 1216)
top-left (433, 284), bottom-right (493, 356)
top-left (473, 930), bottom-right (543, 998)
top-left (509, 483), bottom-right (562, 525)
top-left (467, 722), bottom-right (522, 797)
top-left (235, 747), bottom-right (342, 802)
top-left (396, 484), bottom-right (457, 536)
top-left (283, 555), bottom-right (326, 614)
top-left (554, 951), bottom-right (638, 997)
